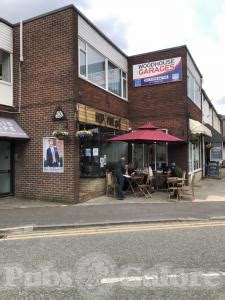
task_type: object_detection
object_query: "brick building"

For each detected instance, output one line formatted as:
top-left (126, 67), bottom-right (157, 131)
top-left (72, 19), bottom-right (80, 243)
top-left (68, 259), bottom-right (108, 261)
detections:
top-left (0, 5), bottom-right (222, 201)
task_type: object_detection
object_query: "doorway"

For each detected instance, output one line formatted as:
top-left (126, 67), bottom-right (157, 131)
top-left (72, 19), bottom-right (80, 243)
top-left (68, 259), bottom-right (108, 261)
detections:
top-left (0, 141), bottom-right (13, 196)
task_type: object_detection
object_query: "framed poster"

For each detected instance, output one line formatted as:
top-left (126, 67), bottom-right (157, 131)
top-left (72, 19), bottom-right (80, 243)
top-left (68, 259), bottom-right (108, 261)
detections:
top-left (43, 137), bottom-right (64, 173)
top-left (93, 148), bottom-right (99, 156)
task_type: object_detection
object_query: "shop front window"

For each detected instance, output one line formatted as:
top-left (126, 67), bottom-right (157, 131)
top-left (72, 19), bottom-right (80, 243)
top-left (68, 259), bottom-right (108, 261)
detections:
top-left (79, 126), bottom-right (100, 177)
top-left (156, 143), bottom-right (168, 170)
top-left (79, 125), bottom-right (127, 177)
top-left (189, 137), bottom-right (201, 172)
top-left (133, 143), bottom-right (168, 171)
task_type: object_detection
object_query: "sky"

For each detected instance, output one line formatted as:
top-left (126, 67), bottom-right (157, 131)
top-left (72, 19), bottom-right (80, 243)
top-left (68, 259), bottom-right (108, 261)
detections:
top-left (1, 0), bottom-right (225, 115)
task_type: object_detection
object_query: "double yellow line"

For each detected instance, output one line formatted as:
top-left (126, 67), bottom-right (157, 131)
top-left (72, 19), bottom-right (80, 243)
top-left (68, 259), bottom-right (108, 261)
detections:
top-left (2, 220), bottom-right (225, 241)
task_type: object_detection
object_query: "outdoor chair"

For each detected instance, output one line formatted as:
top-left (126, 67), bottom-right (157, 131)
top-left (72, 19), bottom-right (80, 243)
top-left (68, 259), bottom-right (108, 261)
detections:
top-left (106, 171), bottom-right (116, 197)
top-left (177, 170), bottom-right (186, 188)
top-left (137, 174), bottom-right (152, 198)
top-left (167, 177), bottom-right (180, 201)
top-left (178, 174), bottom-right (195, 201)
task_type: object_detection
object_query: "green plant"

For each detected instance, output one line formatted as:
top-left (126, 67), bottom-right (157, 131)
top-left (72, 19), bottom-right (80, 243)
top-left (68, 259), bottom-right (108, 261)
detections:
top-left (76, 130), bottom-right (93, 138)
top-left (52, 128), bottom-right (69, 138)
top-left (206, 143), bottom-right (213, 149)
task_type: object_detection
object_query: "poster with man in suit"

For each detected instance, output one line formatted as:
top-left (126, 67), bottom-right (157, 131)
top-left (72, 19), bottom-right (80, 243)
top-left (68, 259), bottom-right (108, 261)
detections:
top-left (43, 137), bottom-right (64, 173)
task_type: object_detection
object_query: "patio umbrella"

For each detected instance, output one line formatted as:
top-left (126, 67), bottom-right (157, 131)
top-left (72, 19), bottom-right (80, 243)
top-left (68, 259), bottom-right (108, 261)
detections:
top-left (108, 122), bottom-right (183, 143)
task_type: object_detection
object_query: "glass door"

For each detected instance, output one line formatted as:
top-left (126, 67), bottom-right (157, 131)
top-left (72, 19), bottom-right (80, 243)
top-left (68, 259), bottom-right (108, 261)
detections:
top-left (0, 141), bottom-right (12, 196)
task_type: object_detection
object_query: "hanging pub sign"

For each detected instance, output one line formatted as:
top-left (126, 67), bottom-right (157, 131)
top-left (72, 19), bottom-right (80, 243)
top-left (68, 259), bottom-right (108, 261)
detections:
top-left (53, 106), bottom-right (66, 121)
top-left (76, 103), bottom-right (129, 131)
top-left (133, 57), bottom-right (182, 87)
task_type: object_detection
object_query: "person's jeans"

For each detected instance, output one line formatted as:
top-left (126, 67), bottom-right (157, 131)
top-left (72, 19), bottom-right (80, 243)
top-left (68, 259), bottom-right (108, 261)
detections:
top-left (116, 173), bottom-right (124, 199)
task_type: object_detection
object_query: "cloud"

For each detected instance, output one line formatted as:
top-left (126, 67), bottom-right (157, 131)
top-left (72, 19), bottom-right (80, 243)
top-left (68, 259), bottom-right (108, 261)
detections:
top-left (94, 17), bottom-right (129, 52)
top-left (0, 0), bottom-right (91, 23)
top-left (0, 0), bottom-right (63, 22)
top-left (1, 0), bottom-right (225, 115)
top-left (215, 97), bottom-right (225, 105)
top-left (214, 97), bottom-right (225, 114)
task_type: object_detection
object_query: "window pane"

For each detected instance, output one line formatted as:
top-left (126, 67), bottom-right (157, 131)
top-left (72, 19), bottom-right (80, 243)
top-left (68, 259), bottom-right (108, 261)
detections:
top-left (133, 144), bottom-right (144, 169)
top-left (123, 78), bottom-right (127, 98)
top-left (108, 61), bottom-right (121, 96)
top-left (79, 39), bottom-right (86, 51)
top-left (189, 138), bottom-right (201, 172)
top-left (79, 125), bottom-right (100, 177)
top-left (0, 50), bottom-right (11, 82)
top-left (156, 143), bottom-right (167, 170)
top-left (187, 70), bottom-right (201, 108)
top-left (193, 139), bottom-right (200, 170)
top-left (143, 144), bottom-right (155, 170)
top-left (100, 129), bottom-right (128, 173)
top-left (80, 49), bottom-right (86, 76)
top-left (88, 46), bottom-right (105, 88)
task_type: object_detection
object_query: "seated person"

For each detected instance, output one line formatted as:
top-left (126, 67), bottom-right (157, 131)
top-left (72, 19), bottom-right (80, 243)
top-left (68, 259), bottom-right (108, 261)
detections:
top-left (128, 161), bottom-right (136, 175)
top-left (123, 164), bottom-right (131, 176)
top-left (161, 163), bottom-right (169, 174)
top-left (143, 162), bottom-right (153, 176)
top-left (170, 162), bottom-right (182, 177)
top-left (123, 164), bottom-right (132, 190)
top-left (143, 162), bottom-right (154, 184)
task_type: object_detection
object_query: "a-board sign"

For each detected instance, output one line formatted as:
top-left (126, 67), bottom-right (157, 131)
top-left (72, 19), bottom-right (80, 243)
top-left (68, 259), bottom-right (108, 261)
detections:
top-left (207, 162), bottom-right (220, 177)
top-left (211, 146), bottom-right (222, 161)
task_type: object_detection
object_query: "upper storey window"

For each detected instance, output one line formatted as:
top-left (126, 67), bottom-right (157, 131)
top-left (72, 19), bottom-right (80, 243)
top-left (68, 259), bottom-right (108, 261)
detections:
top-left (79, 40), bottom-right (87, 77)
top-left (0, 50), bottom-right (11, 83)
top-left (108, 61), bottom-right (121, 96)
top-left (187, 69), bottom-right (201, 109)
top-left (88, 46), bottom-right (106, 89)
top-left (79, 38), bottom-right (127, 100)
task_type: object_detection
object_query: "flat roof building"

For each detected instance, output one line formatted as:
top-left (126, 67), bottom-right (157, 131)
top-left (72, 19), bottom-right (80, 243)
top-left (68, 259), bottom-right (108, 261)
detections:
top-left (0, 5), bottom-right (223, 201)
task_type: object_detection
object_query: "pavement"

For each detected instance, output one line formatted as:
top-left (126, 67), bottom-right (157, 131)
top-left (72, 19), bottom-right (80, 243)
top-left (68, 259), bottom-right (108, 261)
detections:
top-left (0, 178), bottom-right (224, 234)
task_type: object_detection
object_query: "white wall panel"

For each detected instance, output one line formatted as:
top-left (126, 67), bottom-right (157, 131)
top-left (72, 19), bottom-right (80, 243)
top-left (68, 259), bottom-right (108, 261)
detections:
top-left (202, 96), bottom-right (212, 125)
top-left (78, 16), bottom-right (127, 72)
top-left (187, 53), bottom-right (201, 86)
top-left (213, 111), bottom-right (221, 133)
top-left (0, 22), bottom-right (13, 53)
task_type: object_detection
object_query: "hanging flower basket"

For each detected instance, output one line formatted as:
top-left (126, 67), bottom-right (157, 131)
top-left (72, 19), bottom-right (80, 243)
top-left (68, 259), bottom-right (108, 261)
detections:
top-left (52, 128), bottom-right (69, 140)
top-left (76, 130), bottom-right (93, 138)
top-left (206, 142), bottom-right (213, 149)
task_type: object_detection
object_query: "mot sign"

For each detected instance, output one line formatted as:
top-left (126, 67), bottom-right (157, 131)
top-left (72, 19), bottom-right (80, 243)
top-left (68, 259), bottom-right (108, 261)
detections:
top-left (133, 57), bottom-right (182, 87)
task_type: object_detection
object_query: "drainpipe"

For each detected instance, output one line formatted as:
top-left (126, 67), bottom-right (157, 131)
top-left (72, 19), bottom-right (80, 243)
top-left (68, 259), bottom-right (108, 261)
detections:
top-left (18, 20), bottom-right (24, 114)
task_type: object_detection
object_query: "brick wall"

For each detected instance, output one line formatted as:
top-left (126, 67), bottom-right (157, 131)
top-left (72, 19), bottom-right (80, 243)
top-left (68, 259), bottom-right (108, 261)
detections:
top-left (128, 46), bottom-right (189, 140)
top-left (12, 7), bottom-right (129, 202)
top-left (13, 8), bottom-right (80, 202)
top-left (77, 79), bottom-right (128, 119)
top-left (127, 46), bottom-right (202, 175)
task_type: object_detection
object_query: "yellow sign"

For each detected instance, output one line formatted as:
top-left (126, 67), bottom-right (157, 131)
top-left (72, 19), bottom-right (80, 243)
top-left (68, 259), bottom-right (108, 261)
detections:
top-left (76, 103), bottom-right (129, 131)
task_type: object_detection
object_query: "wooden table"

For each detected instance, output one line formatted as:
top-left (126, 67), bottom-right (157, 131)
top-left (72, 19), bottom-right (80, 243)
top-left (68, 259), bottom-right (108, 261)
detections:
top-left (123, 175), bottom-right (145, 196)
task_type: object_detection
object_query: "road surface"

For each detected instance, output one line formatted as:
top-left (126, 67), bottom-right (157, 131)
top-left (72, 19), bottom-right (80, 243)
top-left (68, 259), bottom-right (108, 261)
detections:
top-left (1, 220), bottom-right (225, 299)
